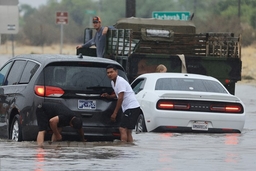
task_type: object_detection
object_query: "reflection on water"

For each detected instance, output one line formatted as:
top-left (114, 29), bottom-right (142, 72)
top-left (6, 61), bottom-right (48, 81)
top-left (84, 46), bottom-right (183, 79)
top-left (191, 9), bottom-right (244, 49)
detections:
top-left (225, 133), bottom-right (239, 145)
top-left (224, 133), bottom-right (240, 164)
top-left (159, 133), bottom-right (174, 139)
top-left (35, 148), bottom-right (44, 171)
top-left (0, 130), bottom-right (255, 171)
top-left (225, 153), bottom-right (239, 163)
top-left (32, 141), bottom-right (130, 171)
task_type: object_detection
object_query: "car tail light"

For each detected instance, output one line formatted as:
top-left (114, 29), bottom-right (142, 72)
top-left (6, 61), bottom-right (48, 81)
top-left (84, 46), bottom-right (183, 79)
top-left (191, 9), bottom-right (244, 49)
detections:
top-left (34, 85), bottom-right (64, 97)
top-left (222, 128), bottom-right (233, 132)
top-left (210, 104), bottom-right (242, 113)
top-left (157, 100), bottom-right (190, 110)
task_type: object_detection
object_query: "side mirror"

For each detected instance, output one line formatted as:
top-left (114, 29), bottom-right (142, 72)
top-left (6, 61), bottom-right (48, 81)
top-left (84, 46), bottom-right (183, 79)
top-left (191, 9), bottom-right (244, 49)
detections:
top-left (0, 88), bottom-right (4, 95)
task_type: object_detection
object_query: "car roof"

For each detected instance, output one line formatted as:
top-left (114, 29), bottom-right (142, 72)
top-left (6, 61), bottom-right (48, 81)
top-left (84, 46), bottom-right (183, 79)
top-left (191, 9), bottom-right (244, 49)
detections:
top-left (136, 72), bottom-right (218, 81)
top-left (12, 54), bottom-right (123, 67)
top-left (115, 17), bottom-right (196, 33)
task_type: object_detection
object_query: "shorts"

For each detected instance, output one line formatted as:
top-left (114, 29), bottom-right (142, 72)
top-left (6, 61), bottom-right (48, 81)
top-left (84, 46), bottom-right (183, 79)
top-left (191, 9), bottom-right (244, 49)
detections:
top-left (36, 107), bottom-right (52, 131)
top-left (58, 115), bottom-right (73, 127)
top-left (120, 107), bottom-right (140, 129)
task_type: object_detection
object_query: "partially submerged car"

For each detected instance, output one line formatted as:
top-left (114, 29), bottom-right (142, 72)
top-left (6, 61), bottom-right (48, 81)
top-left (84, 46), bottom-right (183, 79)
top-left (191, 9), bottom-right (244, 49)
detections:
top-left (132, 73), bottom-right (245, 133)
top-left (0, 54), bottom-right (126, 141)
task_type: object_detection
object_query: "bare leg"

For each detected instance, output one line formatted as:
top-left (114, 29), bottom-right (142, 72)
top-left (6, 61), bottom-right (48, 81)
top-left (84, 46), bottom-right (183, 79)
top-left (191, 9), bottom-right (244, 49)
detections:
top-left (119, 127), bottom-right (128, 142)
top-left (37, 131), bottom-right (46, 147)
top-left (127, 129), bottom-right (133, 143)
top-left (49, 116), bottom-right (62, 141)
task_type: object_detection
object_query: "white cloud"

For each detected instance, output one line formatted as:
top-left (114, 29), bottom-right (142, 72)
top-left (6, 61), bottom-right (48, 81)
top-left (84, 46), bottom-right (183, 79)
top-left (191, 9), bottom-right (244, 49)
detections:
top-left (18, 0), bottom-right (48, 8)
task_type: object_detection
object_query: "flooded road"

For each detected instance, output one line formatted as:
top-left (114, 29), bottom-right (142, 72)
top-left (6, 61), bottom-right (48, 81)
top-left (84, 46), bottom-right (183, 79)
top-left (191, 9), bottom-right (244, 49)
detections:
top-left (0, 83), bottom-right (255, 171)
top-left (0, 54), bottom-right (255, 170)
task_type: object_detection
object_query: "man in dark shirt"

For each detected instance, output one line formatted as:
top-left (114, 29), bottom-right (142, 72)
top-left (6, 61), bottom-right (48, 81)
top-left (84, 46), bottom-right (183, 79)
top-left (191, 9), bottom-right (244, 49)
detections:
top-left (36, 102), bottom-right (85, 146)
top-left (76, 16), bottom-right (115, 57)
top-left (49, 111), bottom-right (84, 142)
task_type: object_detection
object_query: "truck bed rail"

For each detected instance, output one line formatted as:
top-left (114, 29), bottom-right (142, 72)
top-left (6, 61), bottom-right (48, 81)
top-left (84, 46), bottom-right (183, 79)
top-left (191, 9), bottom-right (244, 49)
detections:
top-left (106, 29), bottom-right (241, 59)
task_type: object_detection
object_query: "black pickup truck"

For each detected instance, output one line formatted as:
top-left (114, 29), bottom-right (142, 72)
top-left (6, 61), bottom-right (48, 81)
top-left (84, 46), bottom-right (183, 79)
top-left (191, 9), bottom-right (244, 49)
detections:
top-left (77, 17), bottom-right (242, 95)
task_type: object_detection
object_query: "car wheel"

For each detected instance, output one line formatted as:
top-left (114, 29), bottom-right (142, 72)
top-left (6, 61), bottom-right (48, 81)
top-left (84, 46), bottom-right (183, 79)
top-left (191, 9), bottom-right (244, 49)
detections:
top-left (135, 114), bottom-right (147, 134)
top-left (10, 114), bottom-right (22, 142)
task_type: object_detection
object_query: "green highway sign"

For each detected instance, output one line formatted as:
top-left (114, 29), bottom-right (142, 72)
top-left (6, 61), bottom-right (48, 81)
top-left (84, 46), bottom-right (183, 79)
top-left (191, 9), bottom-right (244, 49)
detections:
top-left (152, 11), bottom-right (190, 21)
top-left (85, 10), bottom-right (96, 15)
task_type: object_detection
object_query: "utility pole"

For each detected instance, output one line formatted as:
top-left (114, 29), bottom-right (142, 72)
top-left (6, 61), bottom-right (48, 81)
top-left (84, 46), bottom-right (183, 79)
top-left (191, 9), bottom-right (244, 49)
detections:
top-left (126, 0), bottom-right (136, 17)
top-left (238, 0), bottom-right (241, 19)
top-left (193, 0), bottom-right (197, 14)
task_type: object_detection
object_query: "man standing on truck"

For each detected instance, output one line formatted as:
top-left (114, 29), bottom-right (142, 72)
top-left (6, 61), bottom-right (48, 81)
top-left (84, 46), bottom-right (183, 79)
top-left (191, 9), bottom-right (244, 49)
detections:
top-left (101, 65), bottom-right (141, 143)
top-left (76, 16), bottom-right (114, 57)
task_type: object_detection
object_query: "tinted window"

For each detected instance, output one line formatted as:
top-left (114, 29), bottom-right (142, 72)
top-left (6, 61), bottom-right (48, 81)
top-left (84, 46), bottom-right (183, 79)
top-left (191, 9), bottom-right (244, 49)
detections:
top-left (155, 78), bottom-right (228, 93)
top-left (20, 61), bottom-right (40, 84)
top-left (6, 60), bottom-right (26, 85)
top-left (37, 62), bottom-right (127, 91)
top-left (132, 78), bottom-right (145, 94)
top-left (0, 62), bottom-right (12, 86)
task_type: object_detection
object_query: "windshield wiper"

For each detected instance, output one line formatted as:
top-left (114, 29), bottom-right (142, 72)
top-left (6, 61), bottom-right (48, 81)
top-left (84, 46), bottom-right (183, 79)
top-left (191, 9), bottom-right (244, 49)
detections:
top-left (86, 86), bottom-right (113, 94)
top-left (86, 86), bottom-right (111, 89)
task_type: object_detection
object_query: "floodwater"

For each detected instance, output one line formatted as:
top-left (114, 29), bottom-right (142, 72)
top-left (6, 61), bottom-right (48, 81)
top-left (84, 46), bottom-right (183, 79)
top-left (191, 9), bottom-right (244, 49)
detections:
top-left (0, 55), bottom-right (256, 170)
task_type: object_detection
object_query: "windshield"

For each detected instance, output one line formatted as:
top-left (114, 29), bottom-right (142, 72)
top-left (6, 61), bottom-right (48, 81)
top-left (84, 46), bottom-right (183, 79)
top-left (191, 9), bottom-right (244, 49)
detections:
top-left (155, 78), bottom-right (228, 94)
top-left (37, 62), bottom-right (127, 91)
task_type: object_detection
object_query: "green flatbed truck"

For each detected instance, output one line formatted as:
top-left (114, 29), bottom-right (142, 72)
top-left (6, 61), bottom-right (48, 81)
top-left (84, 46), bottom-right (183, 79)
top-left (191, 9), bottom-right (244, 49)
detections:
top-left (77, 17), bottom-right (242, 95)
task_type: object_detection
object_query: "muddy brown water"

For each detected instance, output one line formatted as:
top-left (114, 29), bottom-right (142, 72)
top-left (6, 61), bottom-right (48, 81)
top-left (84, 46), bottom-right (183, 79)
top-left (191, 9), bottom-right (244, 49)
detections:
top-left (0, 55), bottom-right (255, 171)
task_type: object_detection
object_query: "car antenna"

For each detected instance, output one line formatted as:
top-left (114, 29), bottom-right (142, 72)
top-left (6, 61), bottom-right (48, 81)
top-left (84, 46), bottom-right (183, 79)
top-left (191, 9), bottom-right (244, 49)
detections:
top-left (78, 53), bottom-right (83, 58)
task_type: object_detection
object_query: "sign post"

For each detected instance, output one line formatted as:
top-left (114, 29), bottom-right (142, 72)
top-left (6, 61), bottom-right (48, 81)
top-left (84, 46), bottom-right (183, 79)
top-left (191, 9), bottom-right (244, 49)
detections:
top-left (56, 12), bottom-right (68, 54)
top-left (152, 11), bottom-right (190, 21)
top-left (0, 0), bottom-right (19, 57)
top-left (85, 10), bottom-right (96, 28)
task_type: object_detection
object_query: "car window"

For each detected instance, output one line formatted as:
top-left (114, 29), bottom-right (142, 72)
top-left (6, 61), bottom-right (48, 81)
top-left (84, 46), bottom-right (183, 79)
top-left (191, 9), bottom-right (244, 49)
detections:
top-left (37, 62), bottom-right (127, 91)
top-left (132, 78), bottom-right (145, 94)
top-left (20, 61), bottom-right (40, 84)
top-left (0, 62), bottom-right (12, 86)
top-left (6, 60), bottom-right (26, 85)
top-left (155, 78), bottom-right (228, 93)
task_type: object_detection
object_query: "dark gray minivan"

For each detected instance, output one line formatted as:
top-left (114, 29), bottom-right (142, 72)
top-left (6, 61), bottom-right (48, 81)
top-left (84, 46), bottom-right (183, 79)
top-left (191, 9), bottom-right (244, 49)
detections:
top-left (0, 54), bottom-right (127, 141)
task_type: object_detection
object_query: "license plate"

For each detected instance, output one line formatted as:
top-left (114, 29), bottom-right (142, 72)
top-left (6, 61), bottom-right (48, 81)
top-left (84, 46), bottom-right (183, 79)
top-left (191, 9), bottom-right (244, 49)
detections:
top-left (192, 121), bottom-right (208, 131)
top-left (78, 100), bottom-right (96, 109)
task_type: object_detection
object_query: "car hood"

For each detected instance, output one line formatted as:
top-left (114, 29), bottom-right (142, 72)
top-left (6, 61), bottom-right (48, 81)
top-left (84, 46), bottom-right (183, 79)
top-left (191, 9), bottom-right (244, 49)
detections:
top-left (157, 91), bottom-right (241, 102)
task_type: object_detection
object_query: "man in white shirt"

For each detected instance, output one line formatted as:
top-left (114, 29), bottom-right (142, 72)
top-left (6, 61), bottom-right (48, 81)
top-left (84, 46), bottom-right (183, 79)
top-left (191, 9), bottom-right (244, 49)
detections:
top-left (101, 65), bottom-right (140, 143)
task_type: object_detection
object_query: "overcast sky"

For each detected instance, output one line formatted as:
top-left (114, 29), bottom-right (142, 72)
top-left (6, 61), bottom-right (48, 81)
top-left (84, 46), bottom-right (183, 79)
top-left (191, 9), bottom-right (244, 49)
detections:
top-left (18, 0), bottom-right (49, 8)
top-left (18, 0), bottom-right (97, 8)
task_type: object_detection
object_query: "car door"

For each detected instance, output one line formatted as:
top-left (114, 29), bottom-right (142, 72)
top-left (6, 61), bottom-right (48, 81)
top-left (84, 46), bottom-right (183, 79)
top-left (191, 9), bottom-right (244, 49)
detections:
top-left (0, 60), bottom-right (27, 136)
top-left (0, 61), bottom-right (13, 138)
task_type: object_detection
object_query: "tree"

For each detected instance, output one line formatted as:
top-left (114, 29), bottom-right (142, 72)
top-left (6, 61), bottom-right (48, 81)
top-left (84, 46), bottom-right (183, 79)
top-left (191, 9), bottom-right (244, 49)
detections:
top-left (16, 0), bottom-right (256, 46)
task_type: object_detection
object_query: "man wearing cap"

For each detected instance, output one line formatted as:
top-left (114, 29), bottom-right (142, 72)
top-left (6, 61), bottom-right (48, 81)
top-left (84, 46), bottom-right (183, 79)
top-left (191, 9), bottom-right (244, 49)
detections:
top-left (76, 16), bottom-right (114, 57)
